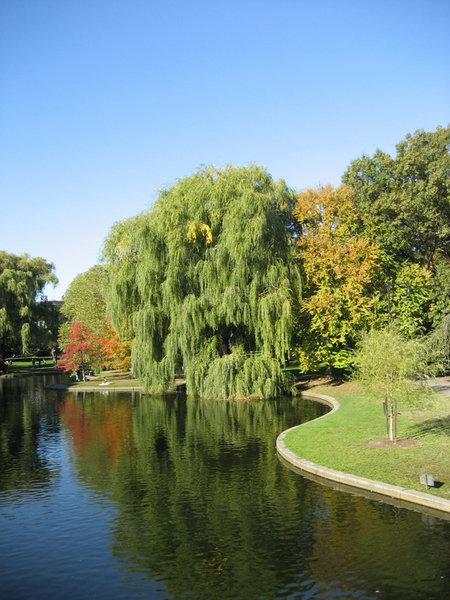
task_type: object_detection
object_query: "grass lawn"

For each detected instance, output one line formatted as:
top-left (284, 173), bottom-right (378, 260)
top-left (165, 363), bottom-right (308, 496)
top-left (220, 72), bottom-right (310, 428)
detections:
top-left (60, 369), bottom-right (143, 389)
top-left (69, 377), bottom-right (144, 389)
top-left (2, 362), bottom-right (143, 388)
top-left (284, 382), bottom-right (450, 499)
top-left (5, 358), bottom-right (55, 371)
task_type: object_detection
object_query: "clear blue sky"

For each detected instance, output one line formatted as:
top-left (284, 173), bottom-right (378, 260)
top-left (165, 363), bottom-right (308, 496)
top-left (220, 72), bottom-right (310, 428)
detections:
top-left (1, 0), bottom-right (449, 299)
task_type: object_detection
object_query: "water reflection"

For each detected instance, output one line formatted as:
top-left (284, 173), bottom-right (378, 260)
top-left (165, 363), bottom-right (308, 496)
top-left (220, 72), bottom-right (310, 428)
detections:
top-left (59, 393), bottom-right (326, 599)
top-left (0, 378), bottom-right (449, 600)
top-left (0, 376), bottom-right (60, 500)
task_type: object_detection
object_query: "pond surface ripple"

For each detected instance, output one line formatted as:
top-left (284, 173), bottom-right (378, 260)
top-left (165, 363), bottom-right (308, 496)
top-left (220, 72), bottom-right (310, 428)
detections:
top-left (0, 375), bottom-right (449, 599)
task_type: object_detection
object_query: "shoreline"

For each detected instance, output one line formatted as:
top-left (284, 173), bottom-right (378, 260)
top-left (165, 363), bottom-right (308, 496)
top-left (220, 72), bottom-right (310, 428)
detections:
top-left (276, 391), bottom-right (450, 518)
top-left (6, 369), bottom-right (450, 516)
top-left (46, 383), bottom-right (144, 392)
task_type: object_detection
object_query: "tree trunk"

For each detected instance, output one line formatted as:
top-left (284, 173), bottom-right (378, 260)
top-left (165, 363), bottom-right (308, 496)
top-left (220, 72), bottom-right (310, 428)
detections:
top-left (80, 352), bottom-right (85, 382)
top-left (393, 397), bottom-right (398, 442)
top-left (384, 399), bottom-right (389, 437)
top-left (389, 401), bottom-right (394, 441)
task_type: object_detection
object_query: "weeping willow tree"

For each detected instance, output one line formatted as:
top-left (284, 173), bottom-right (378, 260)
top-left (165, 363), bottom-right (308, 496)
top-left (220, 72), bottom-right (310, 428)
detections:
top-left (102, 165), bottom-right (301, 399)
top-left (0, 251), bottom-right (57, 356)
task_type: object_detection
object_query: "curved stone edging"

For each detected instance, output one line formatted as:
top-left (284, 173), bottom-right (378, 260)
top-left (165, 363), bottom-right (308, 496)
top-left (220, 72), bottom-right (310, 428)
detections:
top-left (277, 391), bottom-right (450, 515)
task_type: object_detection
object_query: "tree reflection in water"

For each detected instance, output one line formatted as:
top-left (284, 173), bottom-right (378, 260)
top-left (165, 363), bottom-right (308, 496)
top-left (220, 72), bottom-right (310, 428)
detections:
top-left (55, 392), bottom-right (450, 600)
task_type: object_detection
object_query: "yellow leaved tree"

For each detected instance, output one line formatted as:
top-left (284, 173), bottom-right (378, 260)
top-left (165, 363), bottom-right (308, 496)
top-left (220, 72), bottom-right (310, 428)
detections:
top-left (293, 185), bottom-right (380, 373)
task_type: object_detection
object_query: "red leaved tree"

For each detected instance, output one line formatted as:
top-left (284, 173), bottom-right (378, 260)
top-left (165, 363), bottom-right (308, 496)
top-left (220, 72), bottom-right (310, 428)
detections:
top-left (57, 321), bottom-right (101, 380)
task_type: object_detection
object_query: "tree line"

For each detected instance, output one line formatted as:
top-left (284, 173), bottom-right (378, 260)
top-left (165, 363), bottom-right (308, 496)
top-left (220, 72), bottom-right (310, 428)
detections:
top-left (0, 251), bottom-right (58, 362)
top-left (1, 126), bottom-right (449, 398)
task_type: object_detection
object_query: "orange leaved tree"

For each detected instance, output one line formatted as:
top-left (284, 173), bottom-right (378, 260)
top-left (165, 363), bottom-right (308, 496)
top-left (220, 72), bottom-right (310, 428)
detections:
top-left (293, 184), bottom-right (380, 373)
top-left (97, 322), bottom-right (132, 371)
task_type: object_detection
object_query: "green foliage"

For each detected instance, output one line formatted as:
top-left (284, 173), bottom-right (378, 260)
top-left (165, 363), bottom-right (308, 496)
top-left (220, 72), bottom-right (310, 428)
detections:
top-left (60, 265), bottom-right (107, 335)
top-left (423, 313), bottom-right (450, 375)
top-left (103, 165), bottom-right (301, 398)
top-left (386, 262), bottom-right (433, 336)
top-left (293, 185), bottom-right (380, 371)
top-left (0, 251), bottom-right (57, 356)
top-left (59, 265), bottom-right (133, 370)
top-left (427, 257), bottom-right (450, 329)
top-left (187, 347), bottom-right (293, 399)
top-left (343, 125), bottom-right (450, 269)
top-left (343, 126), bottom-right (450, 339)
top-left (21, 322), bottom-right (31, 355)
top-left (352, 326), bottom-right (434, 440)
top-left (32, 300), bottom-right (62, 353)
top-left (353, 327), bottom-right (423, 387)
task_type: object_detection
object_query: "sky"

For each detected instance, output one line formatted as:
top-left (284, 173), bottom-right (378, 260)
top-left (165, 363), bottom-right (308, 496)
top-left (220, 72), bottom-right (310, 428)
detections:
top-left (1, 0), bottom-right (449, 300)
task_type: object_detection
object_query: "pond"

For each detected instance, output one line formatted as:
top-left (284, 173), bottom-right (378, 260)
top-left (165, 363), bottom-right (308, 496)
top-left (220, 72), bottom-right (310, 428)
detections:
top-left (0, 375), bottom-right (449, 600)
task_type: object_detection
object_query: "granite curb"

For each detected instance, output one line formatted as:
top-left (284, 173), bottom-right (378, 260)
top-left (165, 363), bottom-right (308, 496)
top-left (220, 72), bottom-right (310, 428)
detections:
top-left (276, 391), bottom-right (450, 516)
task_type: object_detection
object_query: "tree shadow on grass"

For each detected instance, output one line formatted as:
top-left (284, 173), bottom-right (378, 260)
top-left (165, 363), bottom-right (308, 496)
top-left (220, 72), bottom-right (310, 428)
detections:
top-left (407, 415), bottom-right (450, 439)
top-left (295, 376), bottom-right (344, 391)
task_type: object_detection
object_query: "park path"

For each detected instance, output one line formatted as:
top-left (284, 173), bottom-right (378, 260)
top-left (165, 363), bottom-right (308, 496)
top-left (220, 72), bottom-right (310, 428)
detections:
top-left (427, 376), bottom-right (450, 396)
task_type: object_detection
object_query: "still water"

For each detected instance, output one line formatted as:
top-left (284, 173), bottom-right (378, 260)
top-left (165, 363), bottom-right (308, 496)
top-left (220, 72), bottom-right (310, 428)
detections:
top-left (0, 375), bottom-right (449, 600)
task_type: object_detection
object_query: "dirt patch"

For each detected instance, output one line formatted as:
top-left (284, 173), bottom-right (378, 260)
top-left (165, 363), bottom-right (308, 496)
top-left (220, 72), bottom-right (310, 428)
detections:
top-left (364, 438), bottom-right (420, 449)
top-left (296, 376), bottom-right (342, 389)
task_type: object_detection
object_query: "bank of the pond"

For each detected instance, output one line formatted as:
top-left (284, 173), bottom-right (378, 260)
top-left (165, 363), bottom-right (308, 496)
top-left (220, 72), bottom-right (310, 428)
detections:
top-left (46, 383), bottom-right (144, 393)
top-left (277, 383), bottom-right (450, 514)
top-left (45, 376), bottom-right (185, 392)
top-left (7, 366), bottom-right (450, 515)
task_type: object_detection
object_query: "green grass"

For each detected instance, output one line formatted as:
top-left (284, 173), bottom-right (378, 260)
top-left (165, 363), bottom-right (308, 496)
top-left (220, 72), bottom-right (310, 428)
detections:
top-left (5, 358), bottom-right (55, 371)
top-left (69, 377), bottom-right (143, 389)
top-left (61, 368), bottom-right (142, 388)
top-left (4, 361), bottom-right (448, 499)
top-left (284, 382), bottom-right (450, 499)
top-left (2, 362), bottom-right (143, 388)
